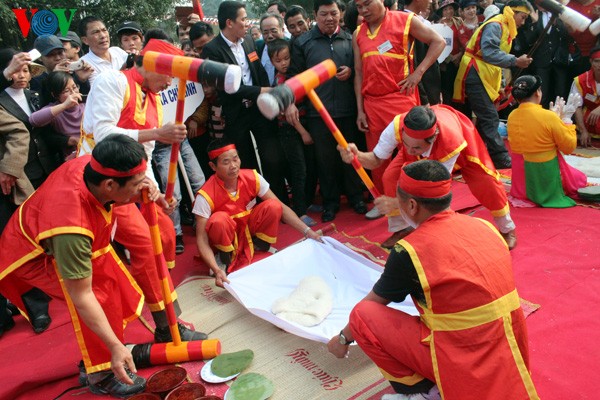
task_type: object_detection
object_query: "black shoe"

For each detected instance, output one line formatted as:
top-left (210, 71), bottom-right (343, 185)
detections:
top-left (219, 251), bottom-right (232, 267)
top-left (6, 302), bottom-right (19, 317)
top-left (252, 236), bottom-right (271, 252)
top-left (88, 370), bottom-right (146, 398)
top-left (175, 235), bottom-right (185, 255)
top-left (31, 314), bottom-right (51, 333)
top-left (493, 155), bottom-right (512, 169)
top-left (154, 322), bottom-right (208, 343)
top-left (0, 314), bottom-right (15, 337)
top-left (78, 360), bottom-right (88, 386)
top-left (322, 208), bottom-right (337, 222)
top-left (351, 200), bottom-right (368, 215)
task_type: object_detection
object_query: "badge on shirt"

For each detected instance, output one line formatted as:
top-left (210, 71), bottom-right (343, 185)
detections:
top-left (246, 198), bottom-right (257, 210)
top-left (248, 51), bottom-right (259, 62)
top-left (585, 93), bottom-right (597, 102)
top-left (377, 40), bottom-right (393, 54)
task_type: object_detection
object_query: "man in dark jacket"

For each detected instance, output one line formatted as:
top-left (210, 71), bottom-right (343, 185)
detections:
top-left (288, 0), bottom-right (367, 222)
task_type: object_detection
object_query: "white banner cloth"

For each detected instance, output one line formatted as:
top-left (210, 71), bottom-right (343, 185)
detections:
top-left (224, 237), bottom-right (418, 343)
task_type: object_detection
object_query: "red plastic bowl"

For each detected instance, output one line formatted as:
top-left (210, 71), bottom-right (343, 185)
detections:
top-left (146, 366), bottom-right (188, 398)
top-left (126, 393), bottom-right (162, 400)
top-left (164, 383), bottom-right (207, 400)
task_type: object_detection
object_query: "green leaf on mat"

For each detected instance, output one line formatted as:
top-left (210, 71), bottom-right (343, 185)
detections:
top-left (211, 349), bottom-right (254, 378)
top-left (228, 373), bottom-right (274, 400)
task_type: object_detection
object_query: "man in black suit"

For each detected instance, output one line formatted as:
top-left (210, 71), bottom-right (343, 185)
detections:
top-left (201, 1), bottom-right (287, 202)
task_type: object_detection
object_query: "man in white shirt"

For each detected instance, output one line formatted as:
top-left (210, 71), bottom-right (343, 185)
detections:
top-left (79, 16), bottom-right (129, 84)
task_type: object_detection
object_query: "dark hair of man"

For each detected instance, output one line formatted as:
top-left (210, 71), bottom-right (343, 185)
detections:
top-left (268, 1), bottom-right (288, 14)
top-left (314, 0), bottom-right (340, 14)
top-left (218, 1), bottom-right (246, 30)
top-left (285, 5), bottom-right (309, 24)
top-left (590, 45), bottom-right (600, 58)
top-left (260, 12), bottom-right (285, 30)
top-left (403, 106), bottom-right (438, 143)
top-left (506, 0), bottom-right (528, 9)
top-left (344, 1), bottom-right (360, 33)
top-left (207, 138), bottom-right (235, 163)
top-left (267, 38), bottom-right (290, 59)
top-left (118, 29), bottom-right (143, 43)
top-left (84, 135), bottom-right (147, 186)
top-left (45, 71), bottom-right (72, 102)
top-left (396, 160), bottom-right (452, 213)
top-left (384, 0), bottom-right (398, 8)
top-left (189, 21), bottom-right (215, 42)
top-left (143, 29), bottom-right (174, 47)
top-left (78, 15), bottom-right (103, 37)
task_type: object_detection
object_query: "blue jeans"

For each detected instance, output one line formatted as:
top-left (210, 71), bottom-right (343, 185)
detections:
top-left (153, 139), bottom-right (205, 235)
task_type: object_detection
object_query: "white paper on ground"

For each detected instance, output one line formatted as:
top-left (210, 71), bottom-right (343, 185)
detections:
top-left (224, 237), bottom-right (418, 343)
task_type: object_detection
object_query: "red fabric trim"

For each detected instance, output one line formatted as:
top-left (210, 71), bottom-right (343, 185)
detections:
top-left (208, 144), bottom-right (236, 160)
top-left (89, 157), bottom-right (146, 177)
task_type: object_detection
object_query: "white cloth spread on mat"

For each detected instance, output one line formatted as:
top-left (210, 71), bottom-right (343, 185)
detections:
top-left (225, 237), bottom-right (418, 343)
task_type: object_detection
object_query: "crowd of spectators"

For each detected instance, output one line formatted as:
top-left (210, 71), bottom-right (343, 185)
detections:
top-left (1, 0), bottom-right (599, 337)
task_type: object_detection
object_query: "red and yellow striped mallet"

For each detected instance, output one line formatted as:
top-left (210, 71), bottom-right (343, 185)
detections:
top-left (138, 51), bottom-right (241, 94)
top-left (257, 59), bottom-right (337, 120)
top-left (134, 189), bottom-right (221, 367)
top-left (306, 89), bottom-right (381, 198)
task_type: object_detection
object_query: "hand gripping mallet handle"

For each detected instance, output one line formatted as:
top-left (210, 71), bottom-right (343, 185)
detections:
top-left (139, 190), bottom-right (221, 365)
top-left (305, 89), bottom-right (381, 198)
top-left (257, 59), bottom-right (337, 120)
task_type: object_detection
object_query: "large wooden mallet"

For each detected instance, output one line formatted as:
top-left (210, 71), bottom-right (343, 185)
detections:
top-left (133, 190), bottom-right (221, 367)
top-left (257, 60), bottom-right (380, 198)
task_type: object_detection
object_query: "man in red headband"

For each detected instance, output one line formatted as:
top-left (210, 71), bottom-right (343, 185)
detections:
top-left (339, 104), bottom-right (517, 249)
top-left (0, 135), bottom-right (155, 397)
top-left (193, 139), bottom-right (322, 287)
top-left (328, 160), bottom-right (538, 400)
top-left (80, 38), bottom-right (206, 344)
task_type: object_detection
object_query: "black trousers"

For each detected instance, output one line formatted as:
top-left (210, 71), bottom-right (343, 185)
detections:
top-left (465, 69), bottom-right (509, 160)
top-left (306, 116), bottom-right (364, 210)
top-left (223, 105), bottom-right (287, 202)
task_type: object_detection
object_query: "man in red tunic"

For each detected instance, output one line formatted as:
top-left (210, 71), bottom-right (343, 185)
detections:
top-left (0, 136), bottom-right (152, 397)
top-left (571, 46), bottom-right (600, 146)
top-left (328, 160), bottom-right (538, 400)
top-left (193, 139), bottom-right (322, 287)
top-left (81, 39), bottom-right (206, 342)
top-left (352, 0), bottom-right (445, 201)
top-left (339, 104), bottom-right (517, 249)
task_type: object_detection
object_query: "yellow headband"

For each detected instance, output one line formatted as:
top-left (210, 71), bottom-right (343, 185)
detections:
top-left (510, 5), bottom-right (530, 14)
